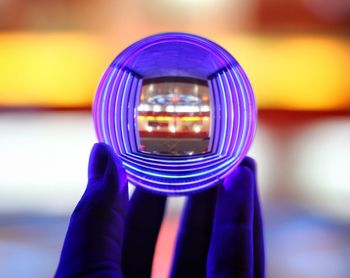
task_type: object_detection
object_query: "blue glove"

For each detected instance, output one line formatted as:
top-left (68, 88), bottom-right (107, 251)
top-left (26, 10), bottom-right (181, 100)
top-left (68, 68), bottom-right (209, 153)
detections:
top-left (55, 143), bottom-right (264, 278)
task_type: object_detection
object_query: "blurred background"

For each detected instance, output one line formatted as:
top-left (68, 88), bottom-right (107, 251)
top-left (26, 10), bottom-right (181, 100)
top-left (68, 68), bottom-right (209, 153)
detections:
top-left (0, 0), bottom-right (349, 277)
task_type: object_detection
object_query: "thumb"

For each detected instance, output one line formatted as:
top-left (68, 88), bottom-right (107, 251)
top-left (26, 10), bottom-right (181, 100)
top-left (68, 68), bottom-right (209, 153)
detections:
top-left (55, 143), bottom-right (128, 278)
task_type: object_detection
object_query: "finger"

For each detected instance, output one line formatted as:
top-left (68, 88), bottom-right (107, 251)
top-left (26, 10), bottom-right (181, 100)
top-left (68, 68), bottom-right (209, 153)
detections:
top-left (122, 188), bottom-right (167, 278)
top-left (170, 187), bottom-right (217, 278)
top-left (207, 165), bottom-right (254, 278)
top-left (241, 157), bottom-right (265, 277)
top-left (55, 143), bottom-right (128, 278)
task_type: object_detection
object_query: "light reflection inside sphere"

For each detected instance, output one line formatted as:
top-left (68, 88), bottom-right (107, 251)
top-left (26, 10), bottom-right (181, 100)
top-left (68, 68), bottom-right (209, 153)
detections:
top-left (137, 77), bottom-right (211, 156)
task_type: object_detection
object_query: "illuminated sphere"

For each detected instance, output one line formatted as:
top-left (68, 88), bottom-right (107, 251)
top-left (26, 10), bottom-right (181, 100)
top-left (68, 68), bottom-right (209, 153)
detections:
top-left (93, 32), bottom-right (256, 195)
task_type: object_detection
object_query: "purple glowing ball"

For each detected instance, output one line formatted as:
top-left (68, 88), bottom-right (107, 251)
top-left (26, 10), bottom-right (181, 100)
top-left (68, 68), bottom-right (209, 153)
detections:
top-left (93, 32), bottom-right (256, 195)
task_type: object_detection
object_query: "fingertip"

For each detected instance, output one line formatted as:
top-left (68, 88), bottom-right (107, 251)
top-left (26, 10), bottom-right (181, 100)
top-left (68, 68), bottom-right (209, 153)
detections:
top-left (216, 165), bottom-right (254, 226)
top-left (207, 165), bottom-right (255, 277)
top-left (88, 142), bottom-right (127, 184)
top-left (240, 156), bottom-right (256, 173)
top-left (222, 164), bottom-right (254, 192)
top-left (84, 143), bottom-right (128, 208)
top-left (88, 143), bottom-right (110, 180)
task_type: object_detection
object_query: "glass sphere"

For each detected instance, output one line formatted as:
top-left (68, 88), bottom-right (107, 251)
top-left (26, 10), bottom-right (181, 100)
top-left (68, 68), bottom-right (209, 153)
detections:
top-left (93, 32), bottom-right (256, 195)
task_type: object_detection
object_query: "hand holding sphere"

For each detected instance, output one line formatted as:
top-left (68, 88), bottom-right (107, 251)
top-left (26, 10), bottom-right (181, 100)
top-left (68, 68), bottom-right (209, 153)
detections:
top-left (55, 33), bottom-right (263, 277)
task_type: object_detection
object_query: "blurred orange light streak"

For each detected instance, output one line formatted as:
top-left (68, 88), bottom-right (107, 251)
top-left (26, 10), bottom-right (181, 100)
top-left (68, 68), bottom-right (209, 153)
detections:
top-left (0, 32), bottom-right (349, 110)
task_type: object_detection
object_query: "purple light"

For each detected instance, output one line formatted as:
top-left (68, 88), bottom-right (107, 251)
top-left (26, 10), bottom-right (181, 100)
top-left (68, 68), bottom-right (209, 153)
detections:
top-left (93, 32), bottom-right (257, 195)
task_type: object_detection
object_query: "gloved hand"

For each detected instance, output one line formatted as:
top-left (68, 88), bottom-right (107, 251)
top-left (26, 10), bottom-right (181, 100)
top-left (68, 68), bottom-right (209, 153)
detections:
top-left (55, 143), bottom-right (264, 278)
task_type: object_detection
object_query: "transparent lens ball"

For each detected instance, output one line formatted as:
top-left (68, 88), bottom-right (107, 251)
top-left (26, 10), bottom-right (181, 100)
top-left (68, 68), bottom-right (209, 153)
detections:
top-left (93, 32), bottom-right (257, 195)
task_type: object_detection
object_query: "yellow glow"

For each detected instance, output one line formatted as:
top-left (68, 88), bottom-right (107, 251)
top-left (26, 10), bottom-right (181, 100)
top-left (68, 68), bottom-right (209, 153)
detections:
top-left (0, 32), bottom-right (110, 107)
top-left (142, 116), bottom-right (172, 121)
top-left (219, 35), bottom-right (350, 110)
top-left (0, 32), bottom-right (349, 110)
top-left (139, 115), bottom-right (203, 122)
top-left (181, 116), bottom-right (201, 121)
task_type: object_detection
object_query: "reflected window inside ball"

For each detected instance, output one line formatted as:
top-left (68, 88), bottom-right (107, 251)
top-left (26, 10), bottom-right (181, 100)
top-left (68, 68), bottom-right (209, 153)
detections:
top-left (137, 77), bottom-right (211, 156)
